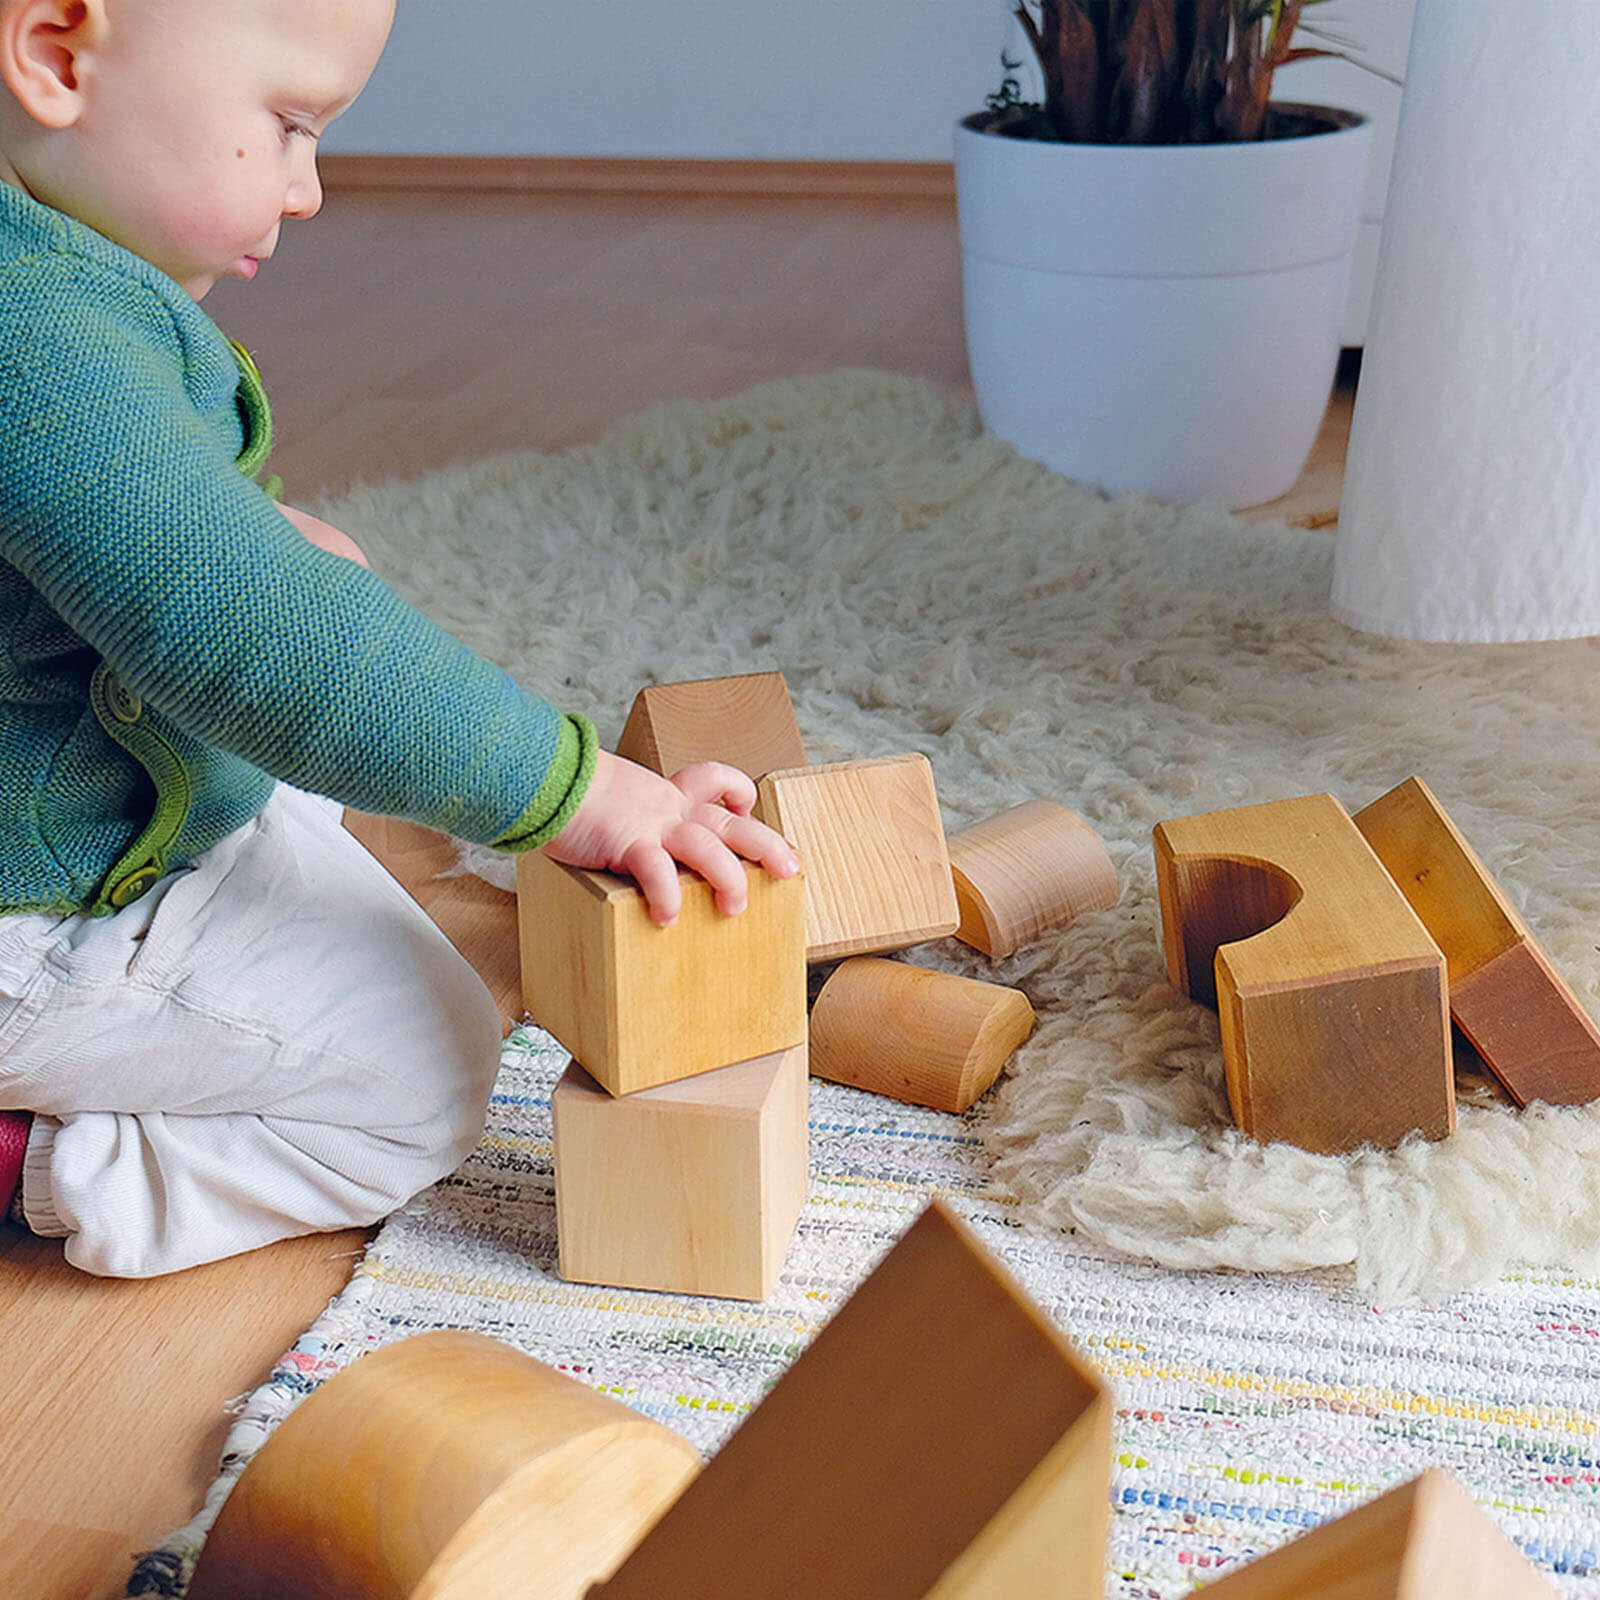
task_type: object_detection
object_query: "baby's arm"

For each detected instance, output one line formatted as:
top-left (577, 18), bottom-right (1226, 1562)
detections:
top-left (279, 504), bottom-right (369, 568)
top-left (544, 753), bottom-right (799, 926)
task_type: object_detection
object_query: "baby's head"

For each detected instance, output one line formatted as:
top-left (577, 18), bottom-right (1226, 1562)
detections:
top-left (0, 0), bottom-right (393, 298)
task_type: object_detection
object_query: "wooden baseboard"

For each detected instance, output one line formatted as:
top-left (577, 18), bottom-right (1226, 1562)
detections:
top-left (317, 154), bottom-right (956, 202)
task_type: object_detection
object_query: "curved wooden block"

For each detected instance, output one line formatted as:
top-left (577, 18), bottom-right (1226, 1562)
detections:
top-left (1153, 793), bottom-right (1452, 1155)
top-left (809, 957), bottom-right (1035, 1113)
top-left (187, 1331), bottom-right (701, 1600)
top-left (615, 671), bottom-right (806, 781)
top-left (947, 800), bottom-right (1119, 958)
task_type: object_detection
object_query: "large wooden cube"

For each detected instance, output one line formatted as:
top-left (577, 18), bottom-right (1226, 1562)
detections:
top-left (553, 1043), bottom-right (809, 1302)
top-left (518, 850), bottom-right (807, 1097)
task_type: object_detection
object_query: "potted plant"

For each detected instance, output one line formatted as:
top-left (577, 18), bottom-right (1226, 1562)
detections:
top-left (955, 1), bottom-right (1374, 508)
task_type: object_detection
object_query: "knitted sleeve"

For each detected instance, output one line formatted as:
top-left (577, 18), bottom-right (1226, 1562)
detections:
top-left (0, 265), bottom-right (593, 847)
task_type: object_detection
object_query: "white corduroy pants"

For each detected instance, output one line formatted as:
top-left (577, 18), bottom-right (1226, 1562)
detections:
top-left (0, 785), bottom-right (503, 1277)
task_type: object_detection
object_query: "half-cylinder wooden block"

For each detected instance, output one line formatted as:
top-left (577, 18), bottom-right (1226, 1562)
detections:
top-left (186, 1330), bottom-right (702, 1600)
top-left (594, 1199), bottom-right (1113, 1600)
top-left (553, 1042), bottom-right (809, 1301)
top-left (1153, 793), bottom-right (1453, 1155)
top-left (518, 850), bottom-right (806, 1096)
top-left (1355, 776), bottom-right (1600, 1108)
top-left (810, 957), bottom-right (1035, 1113)
top-left (614, 670), bottom-right (807, 781)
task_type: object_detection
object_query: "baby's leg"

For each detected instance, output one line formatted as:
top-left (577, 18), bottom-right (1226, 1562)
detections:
top-left (0, 788), bottom-right (503, 1277)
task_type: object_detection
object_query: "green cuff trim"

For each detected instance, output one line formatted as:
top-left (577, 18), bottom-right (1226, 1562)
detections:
top-left (491, 712), bottom-right (599, 852)
top-left (229, 340), bottom-right (276, 486)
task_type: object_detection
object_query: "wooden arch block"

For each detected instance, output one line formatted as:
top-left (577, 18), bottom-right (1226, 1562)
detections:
top-left (810, 957), bottom-right (1035, 1113)
top-left (517, 850), bottom-right (806, 1096)
top-left (947, 800), bottom-right (1119, 959)
top-left (1355, 776), bottom-right (1600, 1108)
top-left (614, 671), bottom-right (806, 780)
top-left (753, 754), bottom-right (960, 963)
top-left (186, 1330), bottom-right (702, 1600)
top-left (594, 1200), bottom-right (1113, 1600)
top-left (553, 1043), bottom-right (809, 1302)
top-left (1201, 1469), bottom-right (1560, 1598)
top-left (1153, 793), bottom-right (1452, 1155)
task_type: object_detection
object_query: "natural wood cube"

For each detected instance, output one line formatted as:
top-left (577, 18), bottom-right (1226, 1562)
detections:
top-left (553, 1044), bottom-right (809, 1302)
top-left (753, 754), bottom-right (960, 963)
top-left (517, 850), bottom-right (806, 1096)
top-left (1154, 793), bottom-right (1452, 1156)
top-left (615, 671), bottom-right (807, 781)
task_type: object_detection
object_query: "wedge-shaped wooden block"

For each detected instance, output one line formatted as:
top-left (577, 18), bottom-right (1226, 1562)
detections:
top-left (553, 1043), bottom-right (809, 1302)
top-left (595, 1199), bottom-right (1113, 1600)
top-left (810, 957), bottom-right (1035, 1113)
top-left (187, 1330), bottom-right (702, 1600)
top-left (753, 754), bottom-right (960, 962)
top-left (518, 850), bottom-right (806, 1096)
top-left (1201, 1469), bottom-right (1560, 1598)
top-left (615, 670), bottom-right (807, 780)
top-left (1153, 793), bottom-right (1453, 1155)
top-left (1355, 776), bottom-right (1600, 1108)
top-left (947, 800), bottom-right (1119, 959)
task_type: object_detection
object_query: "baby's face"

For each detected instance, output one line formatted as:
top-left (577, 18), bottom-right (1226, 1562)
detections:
top-left (64, 0), bottom-right (393, 298)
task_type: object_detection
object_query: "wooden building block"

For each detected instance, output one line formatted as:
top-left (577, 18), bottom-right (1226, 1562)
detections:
top-left (553, 1044), bottom-right (809, 1302)
top-left (810, 957), bottom-right (1036, 1113)
top-left (187, 1330), bottom-right (702, 1600)
top-left (517, 850), bottom-right (806, 1096)
top-left (1201, 1469), bottom-right (1560, 1598)
top-left (595, 1199), bottom-right (1113, 1600)
top-left (947, 801), bottom-right (1119, 959)
top-left (1354, 776), bottom-right (1600, 1108)
top-left (1153, 793), bottom-right (1453, 1155)
top-left (614, 671), bottom-right (806, 780)
top-left (753, 754), bottom-right (960, 963)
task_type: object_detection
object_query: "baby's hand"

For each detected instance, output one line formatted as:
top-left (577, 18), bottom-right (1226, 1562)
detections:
top-left (279, 504), bottom-right (370, 567)
top-left (543, 752), bottom-right (799, 926)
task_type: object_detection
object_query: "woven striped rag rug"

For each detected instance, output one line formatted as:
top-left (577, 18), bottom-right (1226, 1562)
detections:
top-left (128, 371), bottom-right (1600, 1594)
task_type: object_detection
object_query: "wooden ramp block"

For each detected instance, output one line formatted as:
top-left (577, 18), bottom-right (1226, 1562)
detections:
top-left (947, 801), bottom-right (1119, 959)
top-left (1201, 1469), bottom-right (1560, 1598)
top-left (553, 1043), bottom-right (809, 1302)
top-left (186, 1330), bottom-right (702, 1600)
top-left (753, 754), bottom-right (960, 963)
top-left (518, 850), bottom-right (806, 1096)
top-left (1153, 793), bottom-right (1453, 1155)
top-left (595, 1199), bottom-right (1113, 1600)
top-left (1355, 776), bottom-right (1600, 1108)
top-left (614, 670), bottom-right (806, 780)
top-left (810, 957), bottom-right (1035, 1113)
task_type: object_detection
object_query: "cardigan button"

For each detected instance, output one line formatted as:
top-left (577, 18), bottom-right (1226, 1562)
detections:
top-left (107, 865), bottom-right (161, 907)
top-left (105, 674), bottom-right (143, 724)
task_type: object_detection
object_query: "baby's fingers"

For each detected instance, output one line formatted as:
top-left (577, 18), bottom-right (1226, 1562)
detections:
top-left (620, 840), bottom-right (684, 927)
top-left (713, 811), bottom-right (800, 880)
top-left (671, 761), bottom-right (757, 816)
top-left (666, 822), bottom-right (751, 916)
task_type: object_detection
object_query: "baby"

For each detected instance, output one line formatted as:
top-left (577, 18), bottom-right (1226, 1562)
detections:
top-left (0, 0), bottom-right (798, 1276)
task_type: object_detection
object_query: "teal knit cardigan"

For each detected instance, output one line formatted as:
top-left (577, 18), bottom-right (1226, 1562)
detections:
top-left (0, 182), bottom-right (595, 916)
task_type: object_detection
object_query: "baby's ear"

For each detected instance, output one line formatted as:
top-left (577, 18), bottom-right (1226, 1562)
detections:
top-left (0, 0), bottom-right (102, 129)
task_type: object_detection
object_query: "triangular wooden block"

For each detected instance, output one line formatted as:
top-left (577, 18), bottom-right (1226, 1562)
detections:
top-left (614, 670), bottom-right (806, 780)
top-left (754, 754), bottom-right (960, 962)
top-left (1199, 1469), bottom-right (1560, 1598)
top-left (1355, 776), bottom-right (1600, 1107)
top-left (595, 1200), bottom-right (1113, 1600)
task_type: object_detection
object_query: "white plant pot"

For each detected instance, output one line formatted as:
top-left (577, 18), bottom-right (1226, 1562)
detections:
top-left (954, 106), bottom-right (1373, 509)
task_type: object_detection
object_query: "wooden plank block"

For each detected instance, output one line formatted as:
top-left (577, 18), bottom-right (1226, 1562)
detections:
top-left (553, 1044), bottom-right (809, 1302)
top-left (1153, 794), bottom-right (1453, 1155)
top-left (809, 957), bottom-right (1035, 1113)
top-left (187, 1330), bottom-right (702, 1600)
top-left (517, 851), bottom-right (806, 1096)
top-left (614, 670), bottom-right (806, 780)
top-left (595, 1199), bottom-right (1112, 1600)
top-left (1354, 776), bottom-right (1600, 1107)
top-left (1202, 1469), bottom-right (1559, 1598)
top-left (753, 754), bottom-right (960, 963)
top-left (947, 801), bottom-right (1119, 959)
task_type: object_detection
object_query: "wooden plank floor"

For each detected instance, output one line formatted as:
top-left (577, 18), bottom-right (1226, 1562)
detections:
top-left (0, 184), bottom-right (1355, 1600)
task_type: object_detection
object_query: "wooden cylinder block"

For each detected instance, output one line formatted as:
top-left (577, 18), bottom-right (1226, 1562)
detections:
top-left (809, 957), bottom-right (1036, 1113)
top-left (187, 1331), bottom-right (701, 1600)
top-left (946, 801), bottom-right (1119, 959)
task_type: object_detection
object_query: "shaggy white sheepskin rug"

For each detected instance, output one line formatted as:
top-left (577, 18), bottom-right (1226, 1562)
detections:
top-left (322, 369), bottom-right (1600, 1305)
